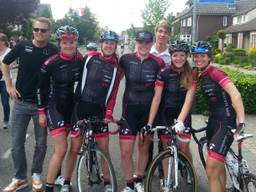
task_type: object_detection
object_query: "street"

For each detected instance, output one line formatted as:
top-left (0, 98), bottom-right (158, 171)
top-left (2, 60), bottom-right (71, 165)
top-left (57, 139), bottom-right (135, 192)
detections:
top-left (0, 46), bottom-right (256, 191)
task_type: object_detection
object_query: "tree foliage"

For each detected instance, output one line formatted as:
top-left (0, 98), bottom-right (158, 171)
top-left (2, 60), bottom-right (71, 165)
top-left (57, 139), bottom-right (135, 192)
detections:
top-left (0, 0), bottom-right (39, 24)
top-left (217, 30), bottom-right (226, 40)
top-left (53, 7), bottom-right (99, 44)
top-left (141, 0), bottom-right (170, 33)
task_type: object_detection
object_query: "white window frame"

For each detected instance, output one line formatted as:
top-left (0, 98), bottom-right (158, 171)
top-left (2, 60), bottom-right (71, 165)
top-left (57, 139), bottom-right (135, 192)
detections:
top-left (187, 17), bottom-right (192, 27)
top-left (223, 16), bottom-right (228, 27)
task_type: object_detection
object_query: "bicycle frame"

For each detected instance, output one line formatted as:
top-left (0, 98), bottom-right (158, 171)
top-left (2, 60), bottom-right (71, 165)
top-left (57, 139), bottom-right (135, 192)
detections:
top-left (190, 126), bottom-right (253, 191)
top-left (150, 126), bottom-right (184, 189)
top-left (79, 119), bottom-right (104, 185)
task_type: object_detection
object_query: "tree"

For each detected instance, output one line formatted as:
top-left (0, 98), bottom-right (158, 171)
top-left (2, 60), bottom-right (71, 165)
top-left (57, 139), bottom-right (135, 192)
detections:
top-left (217, 30), bottom-right (226, 55)
top-left (0, 0), bottom-right (39, 24)
top-left (53, 7), bottom-right (99, 44)
top-left (141, 0), bottom-right (170, 33)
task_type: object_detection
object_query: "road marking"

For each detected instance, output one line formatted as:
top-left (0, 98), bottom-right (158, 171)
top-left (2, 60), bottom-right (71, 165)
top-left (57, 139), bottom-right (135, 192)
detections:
top-left (1, 133), bottom-right (30, 159)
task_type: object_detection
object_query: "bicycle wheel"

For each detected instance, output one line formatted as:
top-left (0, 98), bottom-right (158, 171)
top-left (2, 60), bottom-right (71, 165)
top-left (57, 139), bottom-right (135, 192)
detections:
top-left (145, 148), bottom-right (197, 192)
top-left (75, 147), bottom-right (117, 192)
top-left (240, 173), bottom-right (256, 192)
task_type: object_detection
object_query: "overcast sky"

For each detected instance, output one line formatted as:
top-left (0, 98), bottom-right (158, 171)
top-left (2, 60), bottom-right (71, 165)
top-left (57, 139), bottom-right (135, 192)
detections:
top-left (40, 0), bottom-right (187, 32)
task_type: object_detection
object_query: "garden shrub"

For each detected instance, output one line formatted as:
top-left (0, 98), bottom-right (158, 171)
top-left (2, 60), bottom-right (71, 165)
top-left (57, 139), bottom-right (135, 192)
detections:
top-left (248, 47), bottom-right (256, 57)
top-left (232, 48), bottom-right (246, 56)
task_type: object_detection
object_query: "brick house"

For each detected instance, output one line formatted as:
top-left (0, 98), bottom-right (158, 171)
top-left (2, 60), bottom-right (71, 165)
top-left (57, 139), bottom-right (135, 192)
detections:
top-left (224, 5), bottom-right (256, 50)
top-left (173, 0), bottom-right (256, 44)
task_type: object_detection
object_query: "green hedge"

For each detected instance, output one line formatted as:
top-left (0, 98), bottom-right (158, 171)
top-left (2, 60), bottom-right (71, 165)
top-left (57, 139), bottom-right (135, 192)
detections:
top-left (195, 67), bottom-right (256, 114)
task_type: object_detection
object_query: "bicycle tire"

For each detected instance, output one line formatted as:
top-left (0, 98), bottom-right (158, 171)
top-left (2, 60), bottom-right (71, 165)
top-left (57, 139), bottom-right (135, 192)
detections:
top-left (75, 147), bottom-right (117, 192)
top-left (145, 148), bottom-right (197, 192)
top-left (240, 173), bottom-right (256, 192)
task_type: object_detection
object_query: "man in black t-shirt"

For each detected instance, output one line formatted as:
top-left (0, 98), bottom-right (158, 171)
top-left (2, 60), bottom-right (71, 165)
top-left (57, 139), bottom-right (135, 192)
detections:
top-left (2, 17), bottom-right (58, 192)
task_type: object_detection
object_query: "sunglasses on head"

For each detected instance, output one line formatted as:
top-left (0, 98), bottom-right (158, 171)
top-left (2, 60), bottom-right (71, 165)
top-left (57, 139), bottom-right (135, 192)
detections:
top-left (33, 28), bottom-right (48, 33)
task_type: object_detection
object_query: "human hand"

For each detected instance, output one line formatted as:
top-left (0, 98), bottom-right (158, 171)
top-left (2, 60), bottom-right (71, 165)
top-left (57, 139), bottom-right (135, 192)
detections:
top-left (6, 85), bottom-right (21, 100)
top-left (172, 121), bottom-right (185, 133)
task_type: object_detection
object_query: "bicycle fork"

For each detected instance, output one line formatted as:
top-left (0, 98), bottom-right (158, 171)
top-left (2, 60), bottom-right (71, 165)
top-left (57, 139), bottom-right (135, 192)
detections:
top-left (166, 146), bottom-right (179, 191)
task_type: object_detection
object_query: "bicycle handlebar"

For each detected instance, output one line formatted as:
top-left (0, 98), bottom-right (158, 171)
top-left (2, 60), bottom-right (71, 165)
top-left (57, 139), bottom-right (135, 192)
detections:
top-left (77, 118), bottom-right (121, 135)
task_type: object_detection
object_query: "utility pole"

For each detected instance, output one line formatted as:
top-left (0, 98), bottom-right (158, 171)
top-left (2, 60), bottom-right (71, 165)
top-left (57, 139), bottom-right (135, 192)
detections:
top-left (192, 0), bottom-right (197, 44)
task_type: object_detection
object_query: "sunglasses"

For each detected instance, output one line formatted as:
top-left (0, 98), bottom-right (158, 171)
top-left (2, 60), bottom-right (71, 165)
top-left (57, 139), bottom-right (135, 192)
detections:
top-left (33, 28), bottom-right (48, 33)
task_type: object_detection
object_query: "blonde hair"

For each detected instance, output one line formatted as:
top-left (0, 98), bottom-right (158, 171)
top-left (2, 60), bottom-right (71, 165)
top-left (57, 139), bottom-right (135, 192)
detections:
top-left (0, 33), bottom-right (9, 47)
top-left (155, 20), bottom-right (171, 33)
top-left (33, 17), bottom-right (52, 31)
top-left (180, 60), bottom-right (193, 89)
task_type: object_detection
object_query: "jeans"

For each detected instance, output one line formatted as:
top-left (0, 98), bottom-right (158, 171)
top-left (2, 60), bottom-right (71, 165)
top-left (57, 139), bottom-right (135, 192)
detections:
top-left (11, 100), bottom-right (47, 179)
top-left (0, 81), bottom-right (10, 122)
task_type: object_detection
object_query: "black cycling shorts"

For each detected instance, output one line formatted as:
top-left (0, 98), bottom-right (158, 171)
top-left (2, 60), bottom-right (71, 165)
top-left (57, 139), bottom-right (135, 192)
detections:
top-left (46, 102), bottom-right (73, 136)
top-left (157, 107), bottom-right (191, 142)
top-left (206, 117), bottom-right (235, 162)
top-left (119, 104), bottom-right (150, 140)
top-left (71, 101), bottom-right (108, 138)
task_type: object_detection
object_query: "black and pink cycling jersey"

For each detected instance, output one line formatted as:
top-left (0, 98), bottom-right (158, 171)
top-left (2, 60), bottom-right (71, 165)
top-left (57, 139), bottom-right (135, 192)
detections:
top-left (155, 65), bottom-right (196, 141)
top-left (119, 52), bottom-right (164, 140)
top-left (119, 52), bottom-right (164, 105)
top-left (37, 51), bottom-right (83, 136)
top-left (199, 66), bottom-right (236, 119)
top-left (197, 65), bottom-right (236, 162)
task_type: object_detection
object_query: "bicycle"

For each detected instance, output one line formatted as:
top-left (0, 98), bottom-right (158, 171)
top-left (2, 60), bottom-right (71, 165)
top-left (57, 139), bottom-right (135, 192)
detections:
top-left (145, 126), bottom-right (197, 192)
top-left (74, 116), bottom-right (118, 192)
top-left (189, 125), bottom-right (256, 192)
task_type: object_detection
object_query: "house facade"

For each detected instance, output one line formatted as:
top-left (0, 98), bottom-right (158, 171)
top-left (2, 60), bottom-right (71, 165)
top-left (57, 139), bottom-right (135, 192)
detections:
top-left (224, 6), bottom-right (256, 50)
top-left (173, 0), bottom-right (256, 45)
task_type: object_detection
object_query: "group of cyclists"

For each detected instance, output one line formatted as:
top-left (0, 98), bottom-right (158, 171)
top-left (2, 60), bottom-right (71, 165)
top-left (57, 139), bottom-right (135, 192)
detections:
top-left (1, 16), bottom-right (246, 192)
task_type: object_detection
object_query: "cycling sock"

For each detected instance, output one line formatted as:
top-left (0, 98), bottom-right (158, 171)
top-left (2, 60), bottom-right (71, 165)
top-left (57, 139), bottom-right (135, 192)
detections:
top-left (135, 175), bottom-right (144, 183)
top-left (64, 178), bottom-right (71, 185)
top-left (45, 183), bottom-right (54, 192)
top-left (127, 179), bottom-right (134, 189)
top-left (104, 178), bottom-right (110, 186)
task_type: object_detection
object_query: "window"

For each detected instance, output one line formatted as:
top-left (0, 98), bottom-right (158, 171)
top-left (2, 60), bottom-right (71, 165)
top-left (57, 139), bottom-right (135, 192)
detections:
top-left (223, 16), bottom-right (228, 27)
top-left (237, 16), bottom-right (242, 24)
top-left (180, 34), bottom-right (191, 43)
top-left (252, 34), bottom-right (256, 48)
top-left (233, 17), bottom-right (237, 24)
top-left (187, 17), bottom-right (192, 27)
top-left (182, 19), bottom-right (187, 27)
top-left (243, 15), bottom-right (246, 23)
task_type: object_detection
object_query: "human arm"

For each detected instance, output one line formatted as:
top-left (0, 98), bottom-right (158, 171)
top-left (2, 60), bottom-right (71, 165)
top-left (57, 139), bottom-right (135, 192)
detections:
top-left (2, 63), bottom-right (21, 100)
top-left (105, 68), bottom-right (124, 123)
top-left (176, 84), bottom-right (196, 123)
top-left (37, 61), bottom-right (52, 128)
top-left (223, 82), bottom-right (245, 135)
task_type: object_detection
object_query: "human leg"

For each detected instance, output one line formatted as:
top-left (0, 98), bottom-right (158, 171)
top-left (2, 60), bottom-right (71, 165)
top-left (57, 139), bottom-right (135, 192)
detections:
top-left (3, 101), bottom-right (31, 192)
top-left (46, 132), bottom-right (68, 183)
top-left (0, 81), bottom-right (10, 128)
top-left (31, 107), bottom-right (47, 175)
top-left (206, 157), bottom-right (225, 192)
top-left (11, 101), bottom-right (31, 179)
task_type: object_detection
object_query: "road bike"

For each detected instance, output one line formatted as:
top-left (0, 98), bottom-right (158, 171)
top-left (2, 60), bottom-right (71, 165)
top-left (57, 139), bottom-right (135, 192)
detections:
top-left (145, 126), bottom-right (197, 192)
top-left (190, 126), bottom-right (256, 192)
top-left (74, 116), bottom-right (118, 192)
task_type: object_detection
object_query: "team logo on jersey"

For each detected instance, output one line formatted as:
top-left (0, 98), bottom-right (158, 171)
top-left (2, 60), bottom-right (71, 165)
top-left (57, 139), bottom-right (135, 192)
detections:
top-left (25, 45), bottom-right (33, 53)
top-left (43, 48), bottom-right (51, 56)
top-left (209, 143), bottom-right (215, 150)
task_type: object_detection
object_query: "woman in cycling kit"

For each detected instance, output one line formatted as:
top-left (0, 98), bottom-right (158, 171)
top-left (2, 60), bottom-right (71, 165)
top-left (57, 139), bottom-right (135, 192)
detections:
top-left (191, 41), bottom-right (246, 192)
top-left (37, 25), bottom-right (83, 192)
top-left (65, 30), bottom-right (122, 192)
top-left (118, 30), bottom-right (164, 192)
top-left (144, 41), bottom-right (196, 184)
